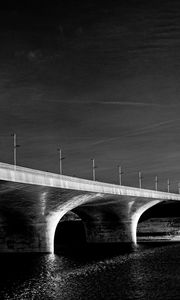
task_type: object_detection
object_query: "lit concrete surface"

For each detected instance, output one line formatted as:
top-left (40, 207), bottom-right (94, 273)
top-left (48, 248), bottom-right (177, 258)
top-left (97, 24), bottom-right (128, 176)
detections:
top-left (1, 162), bottom-right (180, 200)
top-left (0, 162), bottom-right (180, 253)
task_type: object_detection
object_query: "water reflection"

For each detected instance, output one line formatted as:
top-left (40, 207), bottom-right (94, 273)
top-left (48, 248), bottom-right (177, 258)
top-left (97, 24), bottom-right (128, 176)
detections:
top-left (1, 244), bottom-right (180, 299)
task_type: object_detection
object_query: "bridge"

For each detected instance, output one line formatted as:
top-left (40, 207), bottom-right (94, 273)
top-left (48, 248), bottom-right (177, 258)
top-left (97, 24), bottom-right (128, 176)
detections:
top-left (0, 162), bottom-right (179, 253)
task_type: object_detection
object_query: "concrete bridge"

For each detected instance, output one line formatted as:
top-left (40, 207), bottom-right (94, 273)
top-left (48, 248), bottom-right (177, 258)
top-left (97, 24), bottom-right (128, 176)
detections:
top-left (0, 162), bottom-right (180, 253)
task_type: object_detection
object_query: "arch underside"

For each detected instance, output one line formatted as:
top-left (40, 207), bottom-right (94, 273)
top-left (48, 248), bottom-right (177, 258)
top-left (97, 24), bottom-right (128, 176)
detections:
top-left (54, 211), bottom-right (86, 252)
top-left (51, 197), bottom-right (171, 254)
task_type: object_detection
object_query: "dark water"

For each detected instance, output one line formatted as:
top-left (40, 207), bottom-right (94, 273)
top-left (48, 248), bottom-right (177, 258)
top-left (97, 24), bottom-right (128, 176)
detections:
top-left (1, 243), bottom-right (180, 299)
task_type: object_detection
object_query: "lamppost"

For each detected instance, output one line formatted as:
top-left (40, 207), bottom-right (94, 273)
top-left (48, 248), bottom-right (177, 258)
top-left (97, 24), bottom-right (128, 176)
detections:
top-left (118, 165), bottom-right (123, 185)
top-left (138, 171), bottom-right (142, 189)
top-left (11, 133), bottom-right (20, 166)
top-left (57, 148), bottom-right (65, 175)
top-left (155, 176), bottom-right (158, 191)
top-left (91, 158), bottom-right (96, 181)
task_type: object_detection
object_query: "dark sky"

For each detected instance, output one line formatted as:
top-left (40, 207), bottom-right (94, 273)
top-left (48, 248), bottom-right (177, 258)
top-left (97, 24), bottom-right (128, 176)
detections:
top-left (1, 0), bottom-right (180, 191)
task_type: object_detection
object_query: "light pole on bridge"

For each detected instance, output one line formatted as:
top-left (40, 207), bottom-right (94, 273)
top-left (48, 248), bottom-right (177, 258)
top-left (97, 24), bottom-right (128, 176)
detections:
top-left (11, 133), bottom-right (20, 166)
top-left (91, 158), bottom-right (97, 181)
top-left (155, 176), bottom-right (158, 191)
top-left (138, 171), bottom-right (142, 189)
top-left (118, 165), bottom-right (123, 185)
top-left (57, 148), bottom-right (65, 175)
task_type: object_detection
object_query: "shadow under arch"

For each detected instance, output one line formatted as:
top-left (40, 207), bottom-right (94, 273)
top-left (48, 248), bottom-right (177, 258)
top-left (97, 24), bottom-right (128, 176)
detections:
top-left (137, 200), bottom-right (180, 242)
top-left (54, 211), bottom-right (86, 254)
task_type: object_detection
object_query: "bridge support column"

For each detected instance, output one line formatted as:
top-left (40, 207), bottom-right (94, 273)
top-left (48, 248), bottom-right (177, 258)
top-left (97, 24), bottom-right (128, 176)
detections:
top-left (32, 222), bottom-right (52, 253)
top-left (83, 218), bottom-right (136, 245)
top-left (74, 200), bottom-right (139, 246)
top-left (0, 219), bottom-right (52, 253)
top-left (75, 198), bottom-right (163, 247)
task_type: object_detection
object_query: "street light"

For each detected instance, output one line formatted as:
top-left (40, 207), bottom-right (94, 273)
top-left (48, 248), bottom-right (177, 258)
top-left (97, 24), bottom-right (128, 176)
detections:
top-left (118, 165), bottom-right (123, 185)
top-left (91, 158), bottom-right (97, 181)
top-left (11, 133), bottom-right (20, 166)
top-left (138, 171), bottom-right (142, 189)
top-left (57, 148), bottom-right (65, 175)
top-left (155, 176), bottom-right (158, 191)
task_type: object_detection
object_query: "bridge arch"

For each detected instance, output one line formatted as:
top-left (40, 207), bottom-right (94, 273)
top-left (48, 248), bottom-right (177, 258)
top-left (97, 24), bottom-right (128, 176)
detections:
top-left (45, 193), bottom-right (104, 253)
top-left (131, 200), bottom-right (162, 245)
top-left (54, 211), bottom-right (86, 253)
top-left (45, 196), bottom-right (180, 254)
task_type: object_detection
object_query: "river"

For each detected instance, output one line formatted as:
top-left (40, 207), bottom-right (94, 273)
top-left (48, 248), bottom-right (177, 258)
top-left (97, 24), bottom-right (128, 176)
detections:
top-left (0, 243), bottom-right (180, 299)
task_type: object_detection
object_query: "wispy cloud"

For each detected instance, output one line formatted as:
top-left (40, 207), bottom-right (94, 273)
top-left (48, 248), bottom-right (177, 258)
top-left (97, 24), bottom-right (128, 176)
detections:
top-left (127, 119), bottom-right (180, 137)
top-left (55, 99), bottom-right (176, 108)
top-left (100, 101), bottom-right (172, 107)
top-left (88, 118), bottom-right (180, 147)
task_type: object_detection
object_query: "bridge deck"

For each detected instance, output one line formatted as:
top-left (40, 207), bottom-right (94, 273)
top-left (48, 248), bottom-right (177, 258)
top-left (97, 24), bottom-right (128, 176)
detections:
top-left (0, 162), bottom-right (179, 201)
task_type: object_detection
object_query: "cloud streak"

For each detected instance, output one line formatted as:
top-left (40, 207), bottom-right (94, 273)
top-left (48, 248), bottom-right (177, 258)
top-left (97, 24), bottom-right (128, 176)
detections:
top-left (87, 118), bottom-right (180, 147)
top-left (55, 99), bottom-right (176, 108)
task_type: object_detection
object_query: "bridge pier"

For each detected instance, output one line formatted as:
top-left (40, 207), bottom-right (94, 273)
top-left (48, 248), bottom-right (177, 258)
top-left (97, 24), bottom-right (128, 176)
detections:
top-left (72, 198), bottom-right (162, 249)
top-left (0, 218), bottom-right (50, 253)
top-left (73, 199), bottom-right (138, 247)
top-left (83, 219), bottom-right (136, 245)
